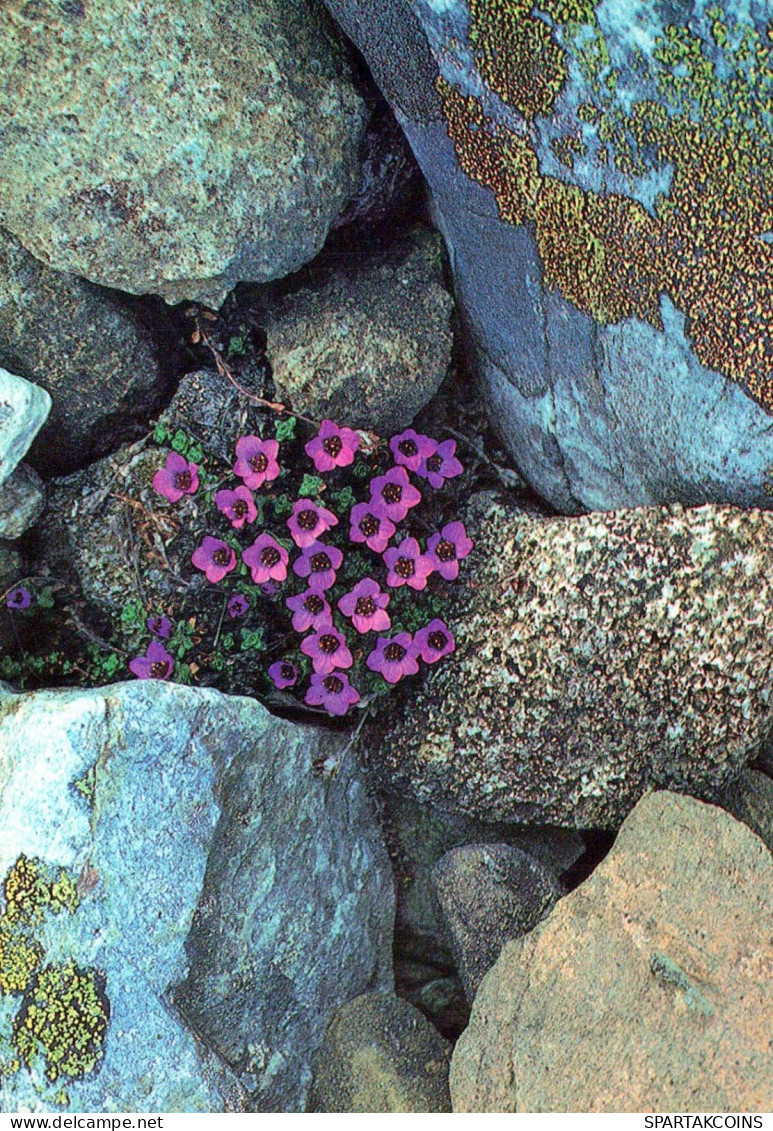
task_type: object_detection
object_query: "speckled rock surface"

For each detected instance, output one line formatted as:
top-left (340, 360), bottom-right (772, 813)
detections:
top-left (260, 225), bottom-right (453, 434)
top-left (320, 1), bottom-right (773, 512)
top-left (450, 792), bottom-right (773, 1113)
top-left (364, 493), bottom-right (773, 827)
top-left (0, 464), bottom-right (44, 540)
top-left (0, 0), bottom-right (365, 305)
top-left (0, 369), bottom-right (50, 489)
top-left (720, 769), bottom-right (773, 854)
top-left (0, 228), bottom-right (162, 475)
top-left (432, 844), bottom-right (562, 1001)
top-left (0, 681), bottom-right (394, 1112)
top-left (309, 992), bottom-right (451, 1113)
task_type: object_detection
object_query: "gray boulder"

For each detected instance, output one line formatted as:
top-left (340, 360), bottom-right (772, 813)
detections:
top-left (0, 681), bottom-right (394, 1112)
top-left (365, 493), bottom-right (773, 827)
top-left (0, 369), bottom-right (50, 488)
top-left (451, 792), bottom-right (773, 1113)
top-left (0, 464), bottom-right (45, 540)
top-left (320, 1), bottom-right (773, 512)
top-left (0, 0), bottom-right (365, 305)
top-left (720, 769), bottom-right (773, 855)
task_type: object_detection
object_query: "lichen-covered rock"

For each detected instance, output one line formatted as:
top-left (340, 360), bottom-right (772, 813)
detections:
top-left (450, 792), bottom-right (773, 1113)
top-left (0, 681), bottom-right (394, 1112)
top-left (259, 225), bottom-right (453, 434)
top-left (0, 229), bottom-right (163, 475)
top-left (432, 844), bottom-right (562, 1001)
top-left (0, 369), bottom-right (50, 488)
top-left (0, 465), bottom-right (44, 540)
top-left (365, 493), bottom-right (773, 827)
top-left (0, 0), bottom-right (365, 305)
top-left (720, 769), bottom-right (773, 855)
top-left (320, 1), bottom-right (773, 512)
top-left (309, 993), bottom-right (451, 1113)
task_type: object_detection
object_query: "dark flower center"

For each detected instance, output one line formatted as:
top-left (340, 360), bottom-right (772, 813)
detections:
top-left (323, 435), bottom-right (343, 458)
top-left (428, 630), bottom-right (448, 651)
top-left (260, 546), bottom-right (281, 566)
top-left (249, 452), bottom-right (269, 473)
top-left (150, 660), bottom-right (170, 678)
top-left (213, 547), bottom-right (232, 566)
top-left (173, 470), bottom-right (192, 490)
top-left (323, 675), bottom-right (344, 694)
top-left (232, 499), bottom-right (248, 519)
top-left (384, 642), bottom-right (406, 663)
top-left (426, 453), bottom-right (443, 474)
top-left (297, 508), bottom-right (319, 530)
top-left (319, 634), bottom-right (340, 654)
top-left (436, 539), bottom-right (456, 563)
top-left (398, 438), bottom-right (418, 458)
top-left (382, 483), bottom-right (403, 505)
top-left (303, 593), bottom-right (325, 614)
top-left (281, 663), bottom-right (295, 681)
top-left (359, 514), bottom-right (379, 538)
top-left (355, 596), bottom-right (376, 618)
top-left (310, 552), bottom-right (332, 573)
top-left (395, 556), bottom-right (415, 579)
top-left (148, 617), bottom-right (163, 632)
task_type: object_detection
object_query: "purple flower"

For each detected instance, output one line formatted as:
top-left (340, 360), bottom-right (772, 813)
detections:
top-left (146, 614), bottom-right (172, 639)
top-left (414, 618), bottom-right (455, 664)
top-left (6, 587), bottom-right (32, 610)
top-left (260, 580), bottom-right (281, 597)
top-left (426, 521), bottom-right (474, 581)
top-left (366, 633), bottom-right (420, 684)
top-left (268, 661), bottom-right (298, 690)
top-left (369, 466), bottom-right (421, 523)
top-left (233, 436), bottom-right (281, 489)
top-left (305, 419), bottom-right (360, 472)
top-left (287, 498), bottom-right (339, 548)
top-left (337, 578), bottom-right (391, 635)
top-left (152, 452), bottom-right (199, 503)
top-left (192, 536), bottom-right (237, 584)
top-left (305, 672), bottom-right (360, 717)
top-left (416, 438), bottom-right (463, 488)
top-left (129, 640), bottom-right (174, 680)
top-left (227, 593), bottom-right (250, 619)
top-left (300, 626), bottom-right (353, 675)
top-left (242, 533), bottom-right (289, 584)
top-left (292, 540), bottom-right (343, 591)
top-left (389, 429), bottom-right (436, 472)
top-left (348, 502), bottom-right (396, 554)
top-left (286, 589), bottom-right (333, 633)
top-left (214, 485), bottom-right (257, 529)
top-left (383, 536), bottom-right (434, 591)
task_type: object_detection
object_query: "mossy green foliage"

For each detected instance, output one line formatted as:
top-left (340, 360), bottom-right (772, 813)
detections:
top-left (441, 4), bottom-right (773, 410)
top-left (13, 962), bottom-right (109, 1084)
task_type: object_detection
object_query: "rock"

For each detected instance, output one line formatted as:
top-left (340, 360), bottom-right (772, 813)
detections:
top-left (365, 493), bottom-right (773, 827)
top-left (309, 992), bottom-right (451, 1113)
top-left (450, 792), bottom-right (773, 1113)
top-left (720, 769), bottom-right (773, 854)
top-left (0, 0), bottom-right (365, 306)
top-left (320, 1), bottom-right (773, 512)
top-left (259, 225), bottom-right (453, 434)
top-left (0, 369), bottom-right (50, 488)
top-left (0, 228), bottom-right (163, 476)
top-left (0, 464), bottom-right (45, 540)
top-left (0, 681), bottom-right (394, 1112)
top-left (432, 844), bottom-right (562, 1001)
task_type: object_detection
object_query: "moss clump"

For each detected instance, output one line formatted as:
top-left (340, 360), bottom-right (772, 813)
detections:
top-left (13, 963), bottom-right (109, 1084)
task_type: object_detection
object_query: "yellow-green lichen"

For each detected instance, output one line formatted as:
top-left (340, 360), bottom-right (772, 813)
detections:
top-left (439, 8), bottom-right (773, 411)
top-left (0, 923), bottom-right (43, 996)
top-left (13, 962), bottom-right (109, 1084)
top-left (3, 855), bottom-right (79, 928)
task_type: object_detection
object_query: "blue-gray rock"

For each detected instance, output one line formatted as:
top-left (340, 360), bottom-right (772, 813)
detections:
top-left (320, 1), bottom-right (773, 512)
top-left (0, 369), bottom-right (50, 488)
top-left (0, 464), bottom-right (45, 540)
top-left (0, 681), bottom-right (394, 1112)
top-left (0, 0), bottom-right (366, 305)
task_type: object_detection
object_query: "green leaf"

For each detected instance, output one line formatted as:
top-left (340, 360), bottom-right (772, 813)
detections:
top-left (120, 598), bottom-right (145, 626)
top-left (222, 632), bottom-right (235, 652)
top-left (274, 416), bottom-right (297, 442)
top-left (331, 486), bottom-right (355, 511)
top-left (351, 461), bottom-right (371, 479)
top-left (171, 429), bottom-right (190, 454)
top-left (240, 627), bottom-right (266, 652)
top-left (210, 653), bottom-right (225, 671)
top-left (238, 562), bottom-right (248, 577)
top-left (187, 443), bottom-right (204, 464)
top-left (299, 473), bottom-right (325, 498)
top-left (228, 334), bottom-right (247, 357)
top-left (273, 494), bottom-right (293, 517)
top-left (153, 423), bottom-right (171, 444)
top-left (37, 586), bottom-right (55, 610)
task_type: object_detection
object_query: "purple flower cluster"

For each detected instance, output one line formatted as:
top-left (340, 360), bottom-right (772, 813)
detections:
top-left (142, 417), bottom-right (472, 715)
